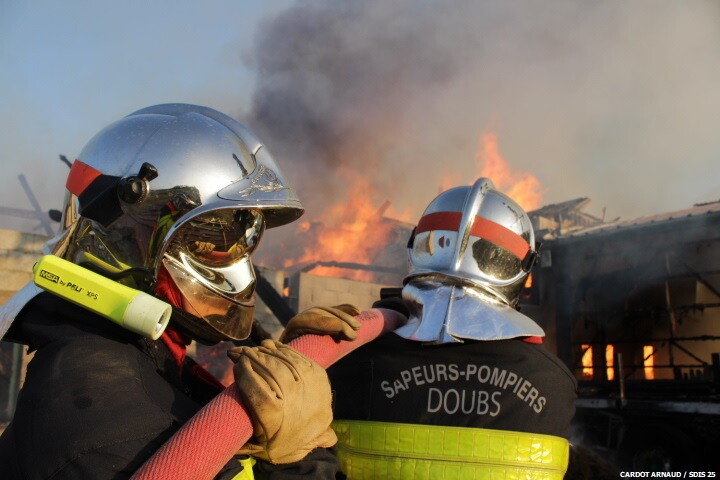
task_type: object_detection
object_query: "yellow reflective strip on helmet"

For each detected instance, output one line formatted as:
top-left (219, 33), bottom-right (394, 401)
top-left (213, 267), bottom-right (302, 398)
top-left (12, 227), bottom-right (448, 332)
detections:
top-left (228, 456), bottom-right (256, 480)
top-left (333, 420), bottom-right (569, 480)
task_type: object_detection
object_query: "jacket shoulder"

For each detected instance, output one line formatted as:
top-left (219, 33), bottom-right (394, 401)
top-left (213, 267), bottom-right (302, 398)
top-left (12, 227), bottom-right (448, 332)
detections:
top-left (3, 335), bottom-right (177, 479)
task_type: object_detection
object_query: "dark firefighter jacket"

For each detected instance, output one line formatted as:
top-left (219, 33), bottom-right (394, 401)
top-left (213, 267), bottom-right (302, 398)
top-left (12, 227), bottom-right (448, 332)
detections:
top-left (327, 331), bottom-right (577, 478)
top-left (0, 292), bottom-right (337, 480)
top-left (328, 332), bottom-right (577, 438)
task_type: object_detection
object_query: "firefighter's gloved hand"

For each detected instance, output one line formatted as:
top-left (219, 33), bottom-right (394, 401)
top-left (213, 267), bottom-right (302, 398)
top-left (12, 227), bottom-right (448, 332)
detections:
top-left (279, 304), bottom-right (362, 344)
top-left (227, 340), bottom-right (337, 464)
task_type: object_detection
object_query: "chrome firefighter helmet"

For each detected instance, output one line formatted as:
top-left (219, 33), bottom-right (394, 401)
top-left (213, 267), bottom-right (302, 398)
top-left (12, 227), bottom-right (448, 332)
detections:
top-left (53, 103), bottom-right (304, 344)
top-left (395, 178), bottom-right (543, 344)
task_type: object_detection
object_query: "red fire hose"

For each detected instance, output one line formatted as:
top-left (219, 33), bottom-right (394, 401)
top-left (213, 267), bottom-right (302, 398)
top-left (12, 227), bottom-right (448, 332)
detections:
top-left (130, 308), bottom-right (404, 480)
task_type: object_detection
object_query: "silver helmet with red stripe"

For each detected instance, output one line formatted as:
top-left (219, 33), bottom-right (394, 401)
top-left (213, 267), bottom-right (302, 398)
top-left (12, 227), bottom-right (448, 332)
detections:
top-left (52, 104), bottom-right (304, 343)
top-left (406, 177), bottom-right (537, 304)
top-left (395, 178), bottom-right (543, 344)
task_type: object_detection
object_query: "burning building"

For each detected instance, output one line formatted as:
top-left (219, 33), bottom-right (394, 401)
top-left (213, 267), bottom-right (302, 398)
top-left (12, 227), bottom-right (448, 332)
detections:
top-left (2, 191), bottom-right (719, 473)
top-left (529, 197), bottom-right (606, 239)
top-left (521, 200), bottom-right (720, 469)
top-left (197, 181), bottom-right (720, 469)
top-left (0, 110), bottom-right (715, 470)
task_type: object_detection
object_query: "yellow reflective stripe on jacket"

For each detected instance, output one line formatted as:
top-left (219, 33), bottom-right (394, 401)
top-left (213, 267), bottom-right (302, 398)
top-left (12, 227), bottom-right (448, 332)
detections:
top-left (332, 420), bottom-right (569, 480)
top-left (229, 456), bottom-right (256, 480)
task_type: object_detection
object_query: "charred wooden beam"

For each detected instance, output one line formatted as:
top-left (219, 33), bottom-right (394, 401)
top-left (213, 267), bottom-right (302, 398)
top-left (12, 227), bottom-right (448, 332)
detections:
top-left (300, 260), bottom-right (400, 274)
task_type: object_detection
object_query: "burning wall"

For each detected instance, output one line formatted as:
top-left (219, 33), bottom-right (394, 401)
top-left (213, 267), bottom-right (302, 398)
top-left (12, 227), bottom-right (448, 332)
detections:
top-left (532, 203), bottom-right (720, 382)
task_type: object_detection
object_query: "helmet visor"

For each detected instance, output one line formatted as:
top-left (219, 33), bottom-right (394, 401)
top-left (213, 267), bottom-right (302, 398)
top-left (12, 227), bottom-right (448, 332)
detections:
top-left (163, 209), bottom-right (265, 298)
top-left (162, 255), bottom-right (255, 341)
top-left (167, 209), bottom-right (264, 267)
top-left (160, 209), bottom-right (265, 341)
top-left (470, 238), bottom-right (523, 281)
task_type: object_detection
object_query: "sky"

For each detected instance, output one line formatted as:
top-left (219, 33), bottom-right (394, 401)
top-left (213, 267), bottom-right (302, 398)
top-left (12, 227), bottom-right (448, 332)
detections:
top-left (2, 0), bottom-right (719, 247)
top-left (0, 0), bottom-right (292, 234)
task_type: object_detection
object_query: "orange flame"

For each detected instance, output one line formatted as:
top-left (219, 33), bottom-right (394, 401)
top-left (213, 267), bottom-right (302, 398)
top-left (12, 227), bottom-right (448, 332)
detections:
top-left (606, 344), bottom-right (615, 381)
top-left (277, 132), bottom-right (542, 283)
top-left (581, 344), bottom-right (593, 378)
top-left (475, 132), bottom-right (543, 211)
top-left (643, 345), bottom-right (655, 380)
top-left (285, 165), bottom-right (394, 282)
top-left (196, 343), bottom-right (235, 387)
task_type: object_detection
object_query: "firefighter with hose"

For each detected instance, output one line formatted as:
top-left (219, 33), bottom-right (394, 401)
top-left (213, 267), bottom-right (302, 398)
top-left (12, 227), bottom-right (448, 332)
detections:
top-left (0, 104), bottom-right (339, 479)
top-left (282, 178), bottom-right (578, 479)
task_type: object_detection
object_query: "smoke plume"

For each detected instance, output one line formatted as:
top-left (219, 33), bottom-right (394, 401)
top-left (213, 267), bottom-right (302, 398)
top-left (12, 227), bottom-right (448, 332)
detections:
top-left (244, 0), bottom-right (720, 269)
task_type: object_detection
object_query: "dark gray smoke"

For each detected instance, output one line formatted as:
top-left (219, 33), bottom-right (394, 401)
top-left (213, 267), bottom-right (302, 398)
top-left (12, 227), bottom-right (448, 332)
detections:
top-left (244, 0), bottom-right (720, 267)
top-left (248, 1), bottom-right (467, 216)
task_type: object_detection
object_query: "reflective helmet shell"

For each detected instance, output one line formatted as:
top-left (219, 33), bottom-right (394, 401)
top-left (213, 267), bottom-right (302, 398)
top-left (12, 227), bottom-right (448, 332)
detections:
top-left (406, 178), bottom-right (536, 307)
top-left (54, 104), bottom-right (304, 343)
top-left (59, 103), bottom-right (302, 276)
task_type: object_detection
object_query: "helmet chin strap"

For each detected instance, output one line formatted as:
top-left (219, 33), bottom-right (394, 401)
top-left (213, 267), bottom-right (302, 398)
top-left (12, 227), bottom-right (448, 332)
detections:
top-left (154, 265), bottom-right (184, 309)
top-left (167, 307), bottom-right (235, 346)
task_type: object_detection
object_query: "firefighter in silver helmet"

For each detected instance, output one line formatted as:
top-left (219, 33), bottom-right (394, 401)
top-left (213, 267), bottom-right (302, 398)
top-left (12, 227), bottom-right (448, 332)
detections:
top-left (0, 104), bottom-right (338, 479)
top-left (283, 178), bottom-right (578, 479)
top-left (396, 177), bottom-right (543, 344)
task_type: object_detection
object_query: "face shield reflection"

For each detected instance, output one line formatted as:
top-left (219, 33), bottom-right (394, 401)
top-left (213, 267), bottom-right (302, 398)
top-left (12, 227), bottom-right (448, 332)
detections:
top-left (160, 208), bottom-right (265, 341)
top-left (471, 238), bottom-right (523, 281)
top-left (163, 209), bottom-right (264, 298)
top-left (162, 256), bottom-right (255, 341)
top-left (169, 209), bottom-right (264, 267)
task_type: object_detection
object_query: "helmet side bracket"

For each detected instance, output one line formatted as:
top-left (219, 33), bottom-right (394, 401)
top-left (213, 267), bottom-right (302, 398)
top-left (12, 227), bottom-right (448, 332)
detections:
top-left (76, 162), bottom-right (159, 227)
top-left (118, 163), bottom-right (159, 204)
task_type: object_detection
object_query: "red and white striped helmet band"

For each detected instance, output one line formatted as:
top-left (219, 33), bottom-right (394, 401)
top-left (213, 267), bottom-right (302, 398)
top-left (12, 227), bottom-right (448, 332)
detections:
top-left (416, 211), bottom-right (531, 260)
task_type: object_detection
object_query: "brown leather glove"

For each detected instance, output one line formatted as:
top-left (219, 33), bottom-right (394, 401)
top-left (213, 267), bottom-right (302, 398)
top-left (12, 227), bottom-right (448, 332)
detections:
top-left (227, 340), bottom-right (337, 464)
top-left (278, 304), bottom-right (362, 344)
